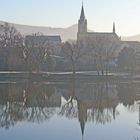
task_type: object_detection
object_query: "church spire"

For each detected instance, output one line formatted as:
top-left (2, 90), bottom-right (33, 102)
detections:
top-left (113, 22), bottom-right (116, 33)
top-left (80, 3), bottom-right (85, 21)
top-left (78, 2), bottom-right (87, 36)
top-left (80, 120), bottom-right (85, 139)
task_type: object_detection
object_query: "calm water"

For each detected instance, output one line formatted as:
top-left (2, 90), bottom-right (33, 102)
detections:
top-left (0, 80), bottom-right (140, 140)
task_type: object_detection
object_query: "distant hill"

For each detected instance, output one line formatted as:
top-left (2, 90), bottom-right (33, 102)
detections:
top-left (1, 21), bottom-right (139, 42)
top-left (0, 21), bottom-right (92, 41)
top-left (122, 35), bottom-right (140, 42)
top-left (0, 21), bottom-right (79, 41)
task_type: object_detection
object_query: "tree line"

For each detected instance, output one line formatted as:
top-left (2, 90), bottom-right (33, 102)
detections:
top-left (0, 22), bottom-right (137, 75)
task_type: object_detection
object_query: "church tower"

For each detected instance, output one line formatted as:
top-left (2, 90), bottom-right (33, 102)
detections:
top-left (78, 4), bottom-right (87, 33)
top-left (77, 4), bottom-right (87, 44)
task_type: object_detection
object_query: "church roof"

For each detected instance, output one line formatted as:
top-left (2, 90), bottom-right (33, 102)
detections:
top-left (88, 32), bottom-right (115, 35)
top-left (25, 35), bottom-right (61, 46)
top-left (46, 35), bottom-right (61, 42)
top-left (121, 41), bottom-right (140, 48)
top-left (87, 32), bottom-right (120, 41)
top-left (122, 41), bottom-right (140, 44)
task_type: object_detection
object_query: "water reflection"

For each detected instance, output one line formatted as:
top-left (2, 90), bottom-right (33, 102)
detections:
top-left (0, 80), bottom-right (140, 139)
top-left (0, 81), bottom-right (58, 129)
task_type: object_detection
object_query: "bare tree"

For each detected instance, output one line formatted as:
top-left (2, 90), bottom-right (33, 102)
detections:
top-left (62, 42), bottom-right (85, 76)
top-left (0, 23), bottom-right (24, 70)
top-left (88, 35), bottom-right (119, 75)
top-left (0, 22), bottom-right (23, 48)
top-left (59, 80), bottom-right (78, 119)
top-left (23, 33), bottom-right (54, 73)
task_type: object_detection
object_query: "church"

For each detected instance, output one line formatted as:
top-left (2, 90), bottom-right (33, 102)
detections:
top-left (76, 4), bottom-right (140, 71)
top-left (77, 4), bottom-right (121, 48)
top-left (75, 4), bottom-right (123, 70)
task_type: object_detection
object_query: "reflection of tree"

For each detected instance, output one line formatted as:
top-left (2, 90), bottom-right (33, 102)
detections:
top-left (23, 81), bottom-right (58, 123)
top-left (134, 103), bottom-right (140, 140)
top-left (0, 80), bottom-right (139, 132)
top-left (0, 81), bottom-right (58, 129)
top-left (77, 82), bottom-right (119, 125)
top-left (0, 102), bottom-right (24, 129)
top-left (89, 82), bottom-right (119, 124)
top-left (59, 80), bottom-right (78, 119)
top-left (25, 107), bottom-right (55, 123)
top-left (117, 82), bottom-right (136, 107)
top-left (60, 81), bottom-right (119, 136)
top-left (0, 83), bottom-right (24, 129)
top-left (134, 137), bottom-right (140, 140)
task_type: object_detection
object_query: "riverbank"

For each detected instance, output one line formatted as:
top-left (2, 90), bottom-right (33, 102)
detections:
top-left (0, 71), bottom-right (138, 82)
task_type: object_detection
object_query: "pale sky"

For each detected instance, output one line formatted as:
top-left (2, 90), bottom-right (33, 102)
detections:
top-left (0, 0), bottom-right (140, 36)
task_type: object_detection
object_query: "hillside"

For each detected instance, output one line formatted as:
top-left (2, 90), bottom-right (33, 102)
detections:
top-left (122, 34), bottom-right (140, 42)
top-left (0, 21), bottom-right (79, 41)
top-left (0, 21), bottom-right (140, 42)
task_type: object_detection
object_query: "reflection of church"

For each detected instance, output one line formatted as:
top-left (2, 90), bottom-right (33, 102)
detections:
top-left (0, 81), bottom-right (139, 137)
top-left (61, 82), bottom-right (120, 139)
top-left (76, 86), bottom-right (118, 138)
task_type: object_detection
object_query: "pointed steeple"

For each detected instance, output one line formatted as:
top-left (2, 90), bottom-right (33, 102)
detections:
top-left (113, 107), bottom-right (116, 120)
top-left (80, 3), bottom-right (85, 21)
top-left (113, 22), bottom-right (116, 33)
top-left (78, 2), bottom-right (87, 36)
top-left (78, 102), bottom-right (86, 140)
top-left (80, 120), bottom-right (85, 138)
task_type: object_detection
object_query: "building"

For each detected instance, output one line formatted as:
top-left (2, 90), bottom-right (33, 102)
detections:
top-left (76, 4), bottom-right (140, 71)
top-left (25, 35), bottom-right (62, 55)
top-left (76, 4), bottom-right (122, 70)
top-left (25, 35), bottom-right (61, 47)
top-left (77, 4), bottom-right (121, 47)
